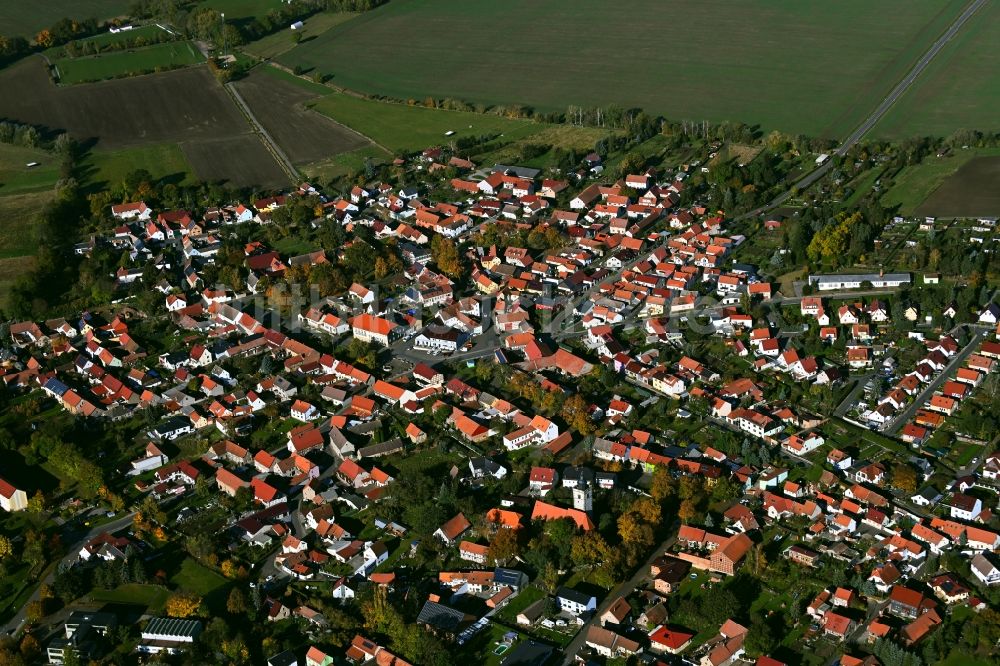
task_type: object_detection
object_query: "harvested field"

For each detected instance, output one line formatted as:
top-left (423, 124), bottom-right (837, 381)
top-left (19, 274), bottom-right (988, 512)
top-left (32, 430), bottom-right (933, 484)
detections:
top-left (182, 135), bottom-right (289, 188)
top-left (279, 0), bottom-right (969, 138)
top-left (0, 59), bottom-right (286, 187)
top-left (233, 67), bottom-right (371, 165)
top-left (915, 157), bottom-right (1000, 218)
top-left (0, 59), bottom-right (244, 148)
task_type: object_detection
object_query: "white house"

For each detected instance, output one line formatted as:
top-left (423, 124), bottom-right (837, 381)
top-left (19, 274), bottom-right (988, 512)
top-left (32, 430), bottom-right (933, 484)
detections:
top-left (556, 587), bottom-right (598, 616)
top-left (0, 477), bottom-right (28, 513)
top-left (979, 303), bottom-right (1000, 325)
top-left (970, 553), bottom-right (1000, 586)
top-left (529, 415), bottom-right (559, 443)
top-left (948, 495), bottom-right (983, 521)
top-left (290, 400), bottom-right (319, 422)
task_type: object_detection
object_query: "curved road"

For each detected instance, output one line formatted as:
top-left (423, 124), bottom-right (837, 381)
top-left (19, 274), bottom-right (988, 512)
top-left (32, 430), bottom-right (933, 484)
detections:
top-left (737, 0), bottom-right (987, 221)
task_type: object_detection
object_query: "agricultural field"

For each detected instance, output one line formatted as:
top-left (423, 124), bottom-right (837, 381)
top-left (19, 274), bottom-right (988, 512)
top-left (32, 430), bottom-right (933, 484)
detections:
top-left (181, 134), bottom-right (289, 188)
top-left (308, 93), bottom-right (547, 153)
top-left (881, 147), bottom-right (1000, 216)
top-left (233, 67), bottom-right (371, 165)
top-left (875, 1), bottom-right (1000, 138)
top-left (279, 0), bottom-right (969, 138)
top-left (52, 41), bottom-right (204, 85)
top-left (0, 59), bottom-right (286, 187)
top-left (0, 1), bottom-right (132, 38)
top-left (0, 59), bottom-right (245, 148)
top-left (914, 157), bottom-right (1000, 218)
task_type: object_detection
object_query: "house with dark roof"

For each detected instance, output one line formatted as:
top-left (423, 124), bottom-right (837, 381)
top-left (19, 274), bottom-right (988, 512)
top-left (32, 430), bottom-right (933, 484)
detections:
top-left (556, 586), bottom-right (597, 616)
top-left (416, 599), bottom-right (473, 636)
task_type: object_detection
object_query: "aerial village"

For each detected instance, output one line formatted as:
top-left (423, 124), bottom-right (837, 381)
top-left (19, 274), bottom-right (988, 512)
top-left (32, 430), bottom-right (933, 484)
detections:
top-left (1, 144), bottom-right (999, 666)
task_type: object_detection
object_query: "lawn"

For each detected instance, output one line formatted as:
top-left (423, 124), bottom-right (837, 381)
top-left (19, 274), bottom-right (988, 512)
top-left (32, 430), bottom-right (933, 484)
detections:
top-left (0, 1), bottom-right (132, 38)
top-left (881, 147), bottom-right (1000, 215)
top-left (243, 12), bottom-right (360, 60)
top-left (53, 41), bottom-right (204, 84)
top-left (170, 559), bottom-right (228, 596)
top-left (86, 583), bottom-right (170, 613)
top-left (308, 93), bottom-right (547, 153)
top-left (80, 143), bottom-right (196, 191)
top-left (495, 586), bottom-right (545, 624)
top-left (0, 145), bottom-right (61, 197)
top-left (876, 1), bottom-right (1000, 138)
top-left (280, 0), bottom-right (969, 138)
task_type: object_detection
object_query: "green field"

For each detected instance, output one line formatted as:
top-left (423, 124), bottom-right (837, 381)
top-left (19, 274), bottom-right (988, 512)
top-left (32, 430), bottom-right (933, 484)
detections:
top-left (53, 41), bottom-right (204, 84)
top-left (86, 583), bottom-right (170, 612)
top-left (170, 559), bottom-right (228, 596)
top-left (80, 143), bottom-right (196, 191)
top-left (0, 191), bottom-right (53, 260)
top-left (278, 0), bottom-right (970, 138)
top-left (48, 25), bottom-right (169, 55)
top-left (309, 93), bottom-right (547, 153)
top-left (0, 1), bottom-right (132, 38)
top-left (243, 11), bottom-right (360, 59)
top-left (0, 145), bottom-right (61, 197)
top-left (876, 1), bottom-right (1000, 138)
top-left (0, 189), bottom-right (51, 309)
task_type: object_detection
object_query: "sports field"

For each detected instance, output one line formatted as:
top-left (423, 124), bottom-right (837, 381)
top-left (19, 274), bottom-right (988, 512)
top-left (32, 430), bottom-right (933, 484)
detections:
top-left (53, 41), bottom-right (204, 84)
top-left (0, 1), bottom-right (132, 38)
top-left (278, 0), bottom-right (970, 138)
top-left (875, 1), bottom-right (1000, 138)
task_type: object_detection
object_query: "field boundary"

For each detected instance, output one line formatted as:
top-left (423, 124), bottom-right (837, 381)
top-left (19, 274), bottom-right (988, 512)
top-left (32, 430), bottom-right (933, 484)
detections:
top-left (224, 81), bottom-right (298, 183)
top-left (262, 63), bottom-right (393, 154)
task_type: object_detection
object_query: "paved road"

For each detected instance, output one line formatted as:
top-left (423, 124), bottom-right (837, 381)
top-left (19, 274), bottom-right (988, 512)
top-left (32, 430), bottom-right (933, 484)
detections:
top-left (561, 528), bottom-right (678, 664)
top-left (885, 327), bottom-right (987, 434)
top-left (2, 512), bottom-right (137, 637)
top-left (835, 0), bottom-right (987, 157)
top-left (835, 371), bottom-right (876, 418)
top-left (736, 0), bottom-right (986, 222)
